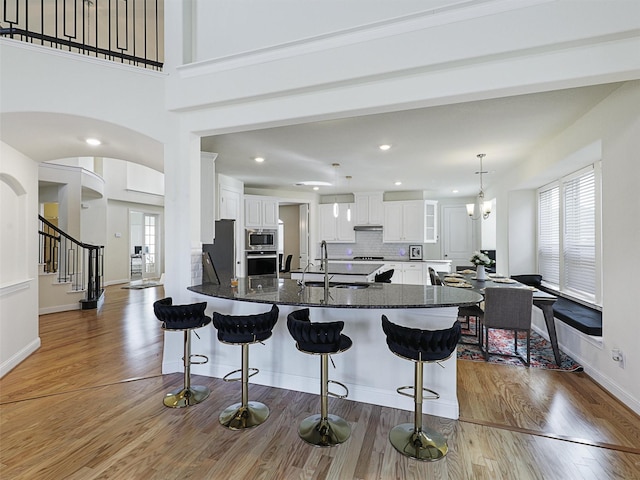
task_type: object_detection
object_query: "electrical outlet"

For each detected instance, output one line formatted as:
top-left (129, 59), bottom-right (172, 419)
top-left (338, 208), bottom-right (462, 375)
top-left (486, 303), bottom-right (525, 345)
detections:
top-left (611, 349), bottom-right (624, 368)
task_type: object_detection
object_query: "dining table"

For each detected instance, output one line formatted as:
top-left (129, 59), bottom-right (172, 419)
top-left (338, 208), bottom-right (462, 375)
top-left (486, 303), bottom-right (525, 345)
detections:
top-left (440, 270), bottom-right (561, 366)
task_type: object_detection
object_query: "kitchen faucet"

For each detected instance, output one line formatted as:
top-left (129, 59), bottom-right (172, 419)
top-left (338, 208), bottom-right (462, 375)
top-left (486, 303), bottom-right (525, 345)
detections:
top-left (321, 240), bottom-right (329, 292)
top-left (297, 261), bottom-right (315, 289)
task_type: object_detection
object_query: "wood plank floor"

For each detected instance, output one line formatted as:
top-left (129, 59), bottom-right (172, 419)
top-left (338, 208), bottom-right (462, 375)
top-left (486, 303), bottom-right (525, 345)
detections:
top-left (1, 285), bottom-right (639, 479)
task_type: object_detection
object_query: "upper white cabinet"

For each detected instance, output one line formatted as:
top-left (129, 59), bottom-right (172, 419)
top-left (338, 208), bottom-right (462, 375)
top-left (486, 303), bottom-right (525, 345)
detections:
top-left (355, 192), bottom-right (384, 225)
top-left (244, 195), bottom-right (278, 228)
top-left (382, 200), bottom-right (425, 243)
top-left (319, 203), bottom-right (355, 243)
top-left (424, 200), bottom-right (438, 243)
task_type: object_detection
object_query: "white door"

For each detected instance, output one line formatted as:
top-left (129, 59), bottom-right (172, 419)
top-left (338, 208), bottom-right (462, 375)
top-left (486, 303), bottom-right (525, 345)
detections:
top-left (442, 205), bottom-right (474, 270)
top-left (299, 204), bottom-right (309, 269)
top-left (142, 214), bottom-right (160, 279)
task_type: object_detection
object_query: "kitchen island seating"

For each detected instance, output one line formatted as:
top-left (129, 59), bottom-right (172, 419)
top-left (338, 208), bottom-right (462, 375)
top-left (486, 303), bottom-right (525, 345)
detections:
top-left (212, 304), bottom-right (280, 430)
top-left (381, 315), bottom-right (461, 461)
top-left (153, 298), bottom-right (211, 408)
top-left (374, 269), bottom-right (394, 283)
top-left (480, 287), bottom-right (533, 366)
top-left (287, 308), bottom-right (352, 447)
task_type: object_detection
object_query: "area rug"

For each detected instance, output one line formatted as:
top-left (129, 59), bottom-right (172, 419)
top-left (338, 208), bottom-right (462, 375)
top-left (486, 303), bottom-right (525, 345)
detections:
top-left (457, 319), bottom-right (583, 372)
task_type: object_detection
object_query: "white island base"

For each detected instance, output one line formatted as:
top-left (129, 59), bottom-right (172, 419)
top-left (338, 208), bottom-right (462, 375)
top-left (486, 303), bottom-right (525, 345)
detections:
top-left (162, 294), bottom-right (461, 420)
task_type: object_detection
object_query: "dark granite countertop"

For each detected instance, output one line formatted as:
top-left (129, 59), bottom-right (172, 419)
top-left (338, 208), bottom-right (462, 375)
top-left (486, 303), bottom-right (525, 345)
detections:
top-left (188, 277), bottom-right (483, 309)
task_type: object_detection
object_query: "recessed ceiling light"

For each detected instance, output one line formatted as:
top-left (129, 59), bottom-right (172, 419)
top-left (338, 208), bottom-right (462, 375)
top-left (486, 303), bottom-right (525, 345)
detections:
top-left (254, 157), bottom-right (265, 163)
top-left (394, 181), bottom-right (402, 186)
top-left (379, 144), bottom-right (391, 151)
top-left (452, 189), bottom-right (459, 193)
top-left (313, 186), bottom-right (319, 191)
top-left (86, 138), bottom-right (101, 146)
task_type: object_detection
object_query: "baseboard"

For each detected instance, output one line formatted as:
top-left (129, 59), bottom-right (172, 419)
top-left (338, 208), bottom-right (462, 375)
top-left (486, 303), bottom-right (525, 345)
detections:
top-left (1, 337), bottom-right (41, 378)
top-left (39, 303), bottom-right (81, 315)
top-left (532, 322), bottom-right (640, 416)
top-left (104, 279), bottom-right (130, 287)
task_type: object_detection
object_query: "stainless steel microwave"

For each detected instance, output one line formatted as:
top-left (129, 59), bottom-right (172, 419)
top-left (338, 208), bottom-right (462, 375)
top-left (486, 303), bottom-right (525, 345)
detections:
top-left (245, 228), bottom-right (277, 251)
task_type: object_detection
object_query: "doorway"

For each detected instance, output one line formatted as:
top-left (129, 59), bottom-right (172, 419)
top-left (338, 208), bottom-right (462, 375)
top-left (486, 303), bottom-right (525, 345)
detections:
top-left (130, 211), bottom-right (161, 280)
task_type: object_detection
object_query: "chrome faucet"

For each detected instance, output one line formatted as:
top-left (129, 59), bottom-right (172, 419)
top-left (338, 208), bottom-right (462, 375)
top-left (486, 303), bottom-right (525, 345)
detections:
top-left (297, 261), bottom-right (315, 288)
top-left (321, 240), bottom-right (329, 292)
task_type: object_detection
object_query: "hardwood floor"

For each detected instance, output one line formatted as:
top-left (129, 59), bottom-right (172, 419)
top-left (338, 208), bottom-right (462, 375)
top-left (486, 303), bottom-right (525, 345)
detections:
top-left (1, 285), bottom-right (639, 479)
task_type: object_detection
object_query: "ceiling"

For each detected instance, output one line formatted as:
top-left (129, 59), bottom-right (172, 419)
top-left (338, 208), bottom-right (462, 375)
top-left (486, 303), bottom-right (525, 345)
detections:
top-left (201, 83), bottom-right (621, 198)
top-left (0, 82), bottom-right (621, 198)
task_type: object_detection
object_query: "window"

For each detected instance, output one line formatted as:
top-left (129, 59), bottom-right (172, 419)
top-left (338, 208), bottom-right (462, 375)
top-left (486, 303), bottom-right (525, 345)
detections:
top-left (537, 164), bottom-right (600, 305)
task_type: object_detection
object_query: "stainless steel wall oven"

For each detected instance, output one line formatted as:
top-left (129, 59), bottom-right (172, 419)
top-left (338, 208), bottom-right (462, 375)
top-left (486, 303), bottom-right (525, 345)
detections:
top-left (246, 250), bottom-right (278, 278)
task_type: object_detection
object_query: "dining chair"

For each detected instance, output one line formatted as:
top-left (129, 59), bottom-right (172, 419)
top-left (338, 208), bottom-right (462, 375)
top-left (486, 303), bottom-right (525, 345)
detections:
top-left (280, 254), bottom-right (293, 273)
top-left (480, 287), bottom-right (533, 366)
top-left (428, 267), bottom-right (442, 286)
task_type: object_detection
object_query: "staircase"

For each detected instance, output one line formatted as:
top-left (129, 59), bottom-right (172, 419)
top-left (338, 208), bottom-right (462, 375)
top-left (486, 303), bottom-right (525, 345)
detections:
top-left (38, 215), bottom-right (104, 314)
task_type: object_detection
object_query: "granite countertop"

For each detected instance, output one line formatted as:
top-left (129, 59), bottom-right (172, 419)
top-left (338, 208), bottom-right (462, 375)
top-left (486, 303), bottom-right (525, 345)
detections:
top-left (188, 277), bottom-right (483, 309)
top-left (290, 263), bottom-right (384, 276)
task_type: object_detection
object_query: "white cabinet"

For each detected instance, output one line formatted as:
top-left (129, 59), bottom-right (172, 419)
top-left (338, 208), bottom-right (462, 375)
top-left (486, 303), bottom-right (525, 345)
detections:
top-left (381, 262), bottom-right (424, 285)
top-left (244, 195), bottom-right (278, 228)
top-left (424, 200), bottom-right (438, 243)
top-left (319, 203), bottom-right (355, 243)
top-left (382, 200), bottom-right (425, 243)
top-left (355, 192), bottom-right (384, 225)
top-left (402, 262), bottom-right (424, 285)
top-left (382, 263), bottom-right (403, 283)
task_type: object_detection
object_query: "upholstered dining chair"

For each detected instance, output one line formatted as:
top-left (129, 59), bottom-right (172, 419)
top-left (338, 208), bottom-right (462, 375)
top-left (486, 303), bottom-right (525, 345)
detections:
top-left (428, 267), bottom-right (442, 286)
top-left (480, 287), bottom-right (533, 366)
top-left (375, 269), bottom-right (394, 283)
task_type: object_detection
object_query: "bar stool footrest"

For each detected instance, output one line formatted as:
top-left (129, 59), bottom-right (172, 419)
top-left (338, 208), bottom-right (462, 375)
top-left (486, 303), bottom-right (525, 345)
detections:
top-left (188, 354), bottom-right (208, 365)
top-left (389, 423), bottom-right (448, 461)
top-left (222, 367), bottom-right (259, 382)
top-left (328, 379), bottom-right (349, 399)
top-left (219, 401), bottom-right (269, 430)
top-left (298, 413), bottom-right (351, 447)
top-left (163, 385), bottom-right (210, 408)
top-left (396, 385), bottom-right (440, 400)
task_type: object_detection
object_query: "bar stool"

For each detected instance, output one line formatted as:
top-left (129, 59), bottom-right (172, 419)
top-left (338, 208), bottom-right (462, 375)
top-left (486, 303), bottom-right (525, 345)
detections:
top-left (381, 315), bottom-right (461, 461)
top-left (153, 297), bottom-right (211, 408)
top-left (212, 304), bottom-right (279, 430)
top-left (287, 308), bottom-right (352, 447)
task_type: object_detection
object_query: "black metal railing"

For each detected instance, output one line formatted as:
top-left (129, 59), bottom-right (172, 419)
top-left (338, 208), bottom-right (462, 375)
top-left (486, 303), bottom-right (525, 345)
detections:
top-left (39, 215), bottom-right (104, 308)
top-left (1, 0), bottom-right (163, 70)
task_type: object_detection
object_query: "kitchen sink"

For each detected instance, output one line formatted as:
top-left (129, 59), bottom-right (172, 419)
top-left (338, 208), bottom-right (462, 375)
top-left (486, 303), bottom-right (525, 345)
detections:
top-left (303, 281), bottom-right (369, 289)
top-left (335, 283), bottom-right (370, 289)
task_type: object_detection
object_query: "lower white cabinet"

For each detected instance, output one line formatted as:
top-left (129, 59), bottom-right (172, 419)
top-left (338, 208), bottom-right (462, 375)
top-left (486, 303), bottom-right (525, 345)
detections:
top-left (381, 262), bottom-right (424, 285)
top-left (402, 262), bottom-right (424, 285)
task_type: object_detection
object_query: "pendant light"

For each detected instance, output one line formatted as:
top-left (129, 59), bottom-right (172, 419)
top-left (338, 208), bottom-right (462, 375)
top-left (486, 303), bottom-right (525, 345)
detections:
top-left (346, 175), bottom-right (352, 222)
top-left (466, 153), bottom-right (492, 220)
top-left (332, 163), bottom-right (340, 218)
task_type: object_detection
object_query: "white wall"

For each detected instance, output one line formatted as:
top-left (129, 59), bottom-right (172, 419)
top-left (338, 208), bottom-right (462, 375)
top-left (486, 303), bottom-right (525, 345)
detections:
top-left (501, 81), bottom-right (640, 413)
top-left (0, 142), bottom-right (40, 377)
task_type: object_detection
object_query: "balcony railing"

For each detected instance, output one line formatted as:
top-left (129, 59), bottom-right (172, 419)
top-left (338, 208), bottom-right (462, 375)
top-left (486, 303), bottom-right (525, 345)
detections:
top-left (1, 0), bottom-right (163, 70)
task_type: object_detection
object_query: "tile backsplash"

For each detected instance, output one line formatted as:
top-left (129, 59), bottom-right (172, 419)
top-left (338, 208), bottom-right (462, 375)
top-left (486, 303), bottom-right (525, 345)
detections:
top-left (324, 231), bottom-right (416, 260)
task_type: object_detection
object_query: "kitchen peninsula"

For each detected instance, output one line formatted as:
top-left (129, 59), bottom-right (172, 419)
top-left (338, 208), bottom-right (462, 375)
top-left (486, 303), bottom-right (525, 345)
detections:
top-left (184, 278), bottom-right (482, 419)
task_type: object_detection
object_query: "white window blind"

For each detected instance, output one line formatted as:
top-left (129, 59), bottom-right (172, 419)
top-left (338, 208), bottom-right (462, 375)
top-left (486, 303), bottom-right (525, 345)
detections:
top-left (563, 169), bottom-right (596, 299)
top-left (538, 186), bottom-right (560, 287)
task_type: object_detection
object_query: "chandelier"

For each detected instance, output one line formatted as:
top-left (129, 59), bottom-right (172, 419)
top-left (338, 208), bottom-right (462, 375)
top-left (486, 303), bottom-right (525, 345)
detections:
top-left (466, 153), bottom-right (492, 220)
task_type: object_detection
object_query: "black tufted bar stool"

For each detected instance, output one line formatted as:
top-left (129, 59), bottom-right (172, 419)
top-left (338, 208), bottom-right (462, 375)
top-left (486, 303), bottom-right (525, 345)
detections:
top-left (212, 304), bottom-right (279, 430)
top-left (153, 297), bottom-right (211, 408)
top-left (381, 315), bottom-right (461, 461)
top-left (287, 308), bottom-right (352, 447)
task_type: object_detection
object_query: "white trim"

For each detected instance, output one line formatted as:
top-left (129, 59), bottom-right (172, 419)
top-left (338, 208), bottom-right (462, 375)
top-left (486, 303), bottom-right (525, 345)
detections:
top-left (0, 278), bottom-right (33, 297)
top-left (0, 338), bottom-right (41, 378)
top-left (0, 37), bottom-right (167, 77)
top-left (178, 0), bottom-right (553, 77)
top-left (39, 303), bottom-right (81, 315)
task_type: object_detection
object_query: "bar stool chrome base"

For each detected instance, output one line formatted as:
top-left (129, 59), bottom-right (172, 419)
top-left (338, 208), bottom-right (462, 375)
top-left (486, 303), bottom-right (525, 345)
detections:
top-left (389, 423), bottom-right (448, 461)
top-left (163, 385), bottom-right (210, 408)
top-left (219, 401), bottom-right (269, 430)
top-left (299, 413), bottom-right (351, 447)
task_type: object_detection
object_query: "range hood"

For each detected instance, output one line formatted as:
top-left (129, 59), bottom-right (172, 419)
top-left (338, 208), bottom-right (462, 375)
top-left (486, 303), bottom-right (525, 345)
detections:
top-left (353, 225), bottom-right (383, 231)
